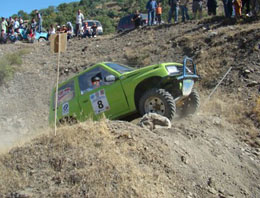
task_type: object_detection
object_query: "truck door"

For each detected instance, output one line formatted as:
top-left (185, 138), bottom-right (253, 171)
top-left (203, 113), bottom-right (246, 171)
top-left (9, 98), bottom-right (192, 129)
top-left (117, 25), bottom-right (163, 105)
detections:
top-left (78, 67), bottom-right (129, 120)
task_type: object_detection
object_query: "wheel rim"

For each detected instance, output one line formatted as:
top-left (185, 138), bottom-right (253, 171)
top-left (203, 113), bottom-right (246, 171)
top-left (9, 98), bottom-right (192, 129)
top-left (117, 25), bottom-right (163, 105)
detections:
top-left (144, 96), bottom-right (166, 115)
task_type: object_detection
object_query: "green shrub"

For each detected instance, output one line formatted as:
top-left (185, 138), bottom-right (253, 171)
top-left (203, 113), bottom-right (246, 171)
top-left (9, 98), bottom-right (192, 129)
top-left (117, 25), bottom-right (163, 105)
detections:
top-left (0, 59), bottom-right (13, 86)
top-left (5, 53), bottom-right (22, 66)
top-left (0, 49), bottom-right (30, 86)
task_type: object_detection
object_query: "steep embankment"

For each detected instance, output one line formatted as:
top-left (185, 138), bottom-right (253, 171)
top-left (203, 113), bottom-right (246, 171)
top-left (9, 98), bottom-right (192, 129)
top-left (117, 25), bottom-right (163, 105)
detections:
top-left (0, 117), bottom-right (259, 198)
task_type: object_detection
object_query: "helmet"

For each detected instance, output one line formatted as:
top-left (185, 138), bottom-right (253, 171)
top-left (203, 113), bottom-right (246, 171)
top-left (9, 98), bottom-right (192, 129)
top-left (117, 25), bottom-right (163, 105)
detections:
top-left (92, 76), bottom-right (101, 82)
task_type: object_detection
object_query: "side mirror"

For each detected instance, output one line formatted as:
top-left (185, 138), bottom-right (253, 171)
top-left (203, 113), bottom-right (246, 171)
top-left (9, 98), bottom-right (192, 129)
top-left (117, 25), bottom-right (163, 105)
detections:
top-left (105, 75), bottom-right (116, 82)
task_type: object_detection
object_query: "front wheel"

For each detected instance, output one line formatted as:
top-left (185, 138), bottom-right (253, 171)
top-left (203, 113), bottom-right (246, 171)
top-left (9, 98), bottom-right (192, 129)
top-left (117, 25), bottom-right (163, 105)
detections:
top-left (138, 88), bottom-right (176, 120)
top-left (180, 89), bottom-right (200, 117)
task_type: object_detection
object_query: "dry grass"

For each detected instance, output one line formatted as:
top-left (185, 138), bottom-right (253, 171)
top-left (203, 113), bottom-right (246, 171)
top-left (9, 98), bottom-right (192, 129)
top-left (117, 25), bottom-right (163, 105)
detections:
top-left (252, 97), bottom-right (260, 124)
top-left (0, 119), bottom-right (175, 197)
top-left (124, 47), bottom-right (151, 66)
top-left (200, 91), bottom-right (252, 126)
top-left (0, 49), bottom-right (30, 85)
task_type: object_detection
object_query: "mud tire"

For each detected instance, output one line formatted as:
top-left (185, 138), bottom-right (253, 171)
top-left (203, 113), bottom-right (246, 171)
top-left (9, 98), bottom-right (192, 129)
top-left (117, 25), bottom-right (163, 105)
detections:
top-left (139, 88), bottom-right (176, 120)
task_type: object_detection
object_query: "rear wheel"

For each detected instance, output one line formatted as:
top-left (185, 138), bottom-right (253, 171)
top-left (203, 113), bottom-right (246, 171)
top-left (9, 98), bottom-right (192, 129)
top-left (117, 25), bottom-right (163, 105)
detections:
top-left (180, 89), bottom-right (200, 117)
top-left (139, 88), bottom-right (176, 120)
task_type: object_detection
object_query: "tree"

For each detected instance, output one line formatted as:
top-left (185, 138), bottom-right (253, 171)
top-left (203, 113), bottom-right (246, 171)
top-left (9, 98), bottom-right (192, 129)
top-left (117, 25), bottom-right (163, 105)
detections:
top-left (17, 10), bottom-right (29, 20)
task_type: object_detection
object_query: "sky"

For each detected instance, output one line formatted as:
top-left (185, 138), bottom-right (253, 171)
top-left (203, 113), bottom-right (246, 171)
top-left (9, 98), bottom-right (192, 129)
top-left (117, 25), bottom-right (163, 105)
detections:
top-left (0, 0), bottom-right (78, 18)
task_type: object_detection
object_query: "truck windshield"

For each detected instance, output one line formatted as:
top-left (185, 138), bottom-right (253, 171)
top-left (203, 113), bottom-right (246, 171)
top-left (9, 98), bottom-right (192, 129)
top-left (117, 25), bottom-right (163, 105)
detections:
top-left (105, 62), bottom-right (134, 74)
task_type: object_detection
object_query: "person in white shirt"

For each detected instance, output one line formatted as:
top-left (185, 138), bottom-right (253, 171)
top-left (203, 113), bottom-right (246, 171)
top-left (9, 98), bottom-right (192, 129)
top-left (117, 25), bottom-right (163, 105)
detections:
top-left (13, 17), bottom-right (20, 30)
top-left (49, 24), bottom-right (56, 35)
top-left (76, 9), bottom-right (84, 36)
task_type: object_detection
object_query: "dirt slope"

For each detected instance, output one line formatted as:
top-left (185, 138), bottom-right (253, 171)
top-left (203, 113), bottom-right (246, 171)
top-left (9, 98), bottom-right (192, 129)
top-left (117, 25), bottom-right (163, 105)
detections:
top-left (0, 116), bottom-right (259, 198)
top-left (0, 16), bottom-right (260, 197)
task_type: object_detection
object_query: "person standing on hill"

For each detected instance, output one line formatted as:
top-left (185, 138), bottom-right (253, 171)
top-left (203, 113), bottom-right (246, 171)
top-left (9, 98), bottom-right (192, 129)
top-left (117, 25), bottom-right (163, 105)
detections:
top-left (35, 10), bottom-right (42, 32)
top-left (13, 17), bottom-right (20, 30)
top-left (146, 0), bottom-right (157, 26)
top-left (207, 0), bottom-right (218, 15)
top-left (192, 0), bottom-right (203, 19)
top-left (156, 2), bottom-right (163, 25)
top-left (168, 0), bottom-right (180, 24)
top-left (242, 0), bottom-right (251, 15)
top-left (76, 9), bottom-right (84, 36)
top-left (180, 0), bottom-right (190, 22)
top-left (223, 0), bottom-right (233, 17)
top-left (233, 0), bottom-right (243, 17)
top-left (251, 0), bottom-right (260, 16)
top-left (0, 17), bottom-right (8, 34)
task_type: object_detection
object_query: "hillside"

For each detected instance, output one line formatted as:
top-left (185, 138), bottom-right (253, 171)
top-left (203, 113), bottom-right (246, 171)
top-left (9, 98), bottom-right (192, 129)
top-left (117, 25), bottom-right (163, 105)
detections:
top-left (0, 17), bottom-right (260, 197)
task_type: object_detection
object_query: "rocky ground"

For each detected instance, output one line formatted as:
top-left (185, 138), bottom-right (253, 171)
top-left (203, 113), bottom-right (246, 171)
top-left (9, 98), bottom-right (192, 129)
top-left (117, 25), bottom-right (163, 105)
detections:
top-left (0, 16), bottom-right (259, 197)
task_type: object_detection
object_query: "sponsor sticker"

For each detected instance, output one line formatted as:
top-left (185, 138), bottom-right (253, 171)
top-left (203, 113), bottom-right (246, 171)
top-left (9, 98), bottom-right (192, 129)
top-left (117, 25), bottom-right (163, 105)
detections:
top-left (62, 102), bottom-right (69, 116)
top-left (90, 89), bottom-right (110, 115)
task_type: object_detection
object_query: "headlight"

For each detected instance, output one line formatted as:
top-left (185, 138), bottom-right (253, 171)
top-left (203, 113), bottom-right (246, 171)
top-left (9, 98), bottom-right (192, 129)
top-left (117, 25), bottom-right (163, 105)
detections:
top-left (166, 66), bottom-right (179, 74)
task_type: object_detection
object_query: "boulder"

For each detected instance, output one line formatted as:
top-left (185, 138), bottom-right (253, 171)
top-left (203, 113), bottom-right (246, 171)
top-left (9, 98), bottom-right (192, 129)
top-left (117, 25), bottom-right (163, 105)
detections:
top-left (138, 113), bottom-right (171, 130)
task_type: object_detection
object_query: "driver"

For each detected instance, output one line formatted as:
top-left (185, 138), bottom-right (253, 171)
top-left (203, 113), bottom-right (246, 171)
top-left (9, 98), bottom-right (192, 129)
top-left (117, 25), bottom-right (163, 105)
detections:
top-left (91, 76), bottom-right (101, 88)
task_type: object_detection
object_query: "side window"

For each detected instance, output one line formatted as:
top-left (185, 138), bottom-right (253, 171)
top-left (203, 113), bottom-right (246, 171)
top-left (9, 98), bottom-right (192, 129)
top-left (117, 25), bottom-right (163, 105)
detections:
top-left (79, 67), bottom-right (115, 95)
top-left (101, 68), bottom-right (115, 86)
top-left (54, 81), bottom-right (75, 108)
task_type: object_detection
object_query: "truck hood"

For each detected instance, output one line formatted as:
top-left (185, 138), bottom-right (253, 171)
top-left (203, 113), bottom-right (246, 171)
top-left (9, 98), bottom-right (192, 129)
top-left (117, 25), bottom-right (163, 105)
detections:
top-left (121, 64), bottom-right (162, 78)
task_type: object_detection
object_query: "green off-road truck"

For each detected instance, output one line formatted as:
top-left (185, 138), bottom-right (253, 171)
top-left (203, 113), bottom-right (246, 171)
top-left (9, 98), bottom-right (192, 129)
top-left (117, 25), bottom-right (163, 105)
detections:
top-left (49, 57), bottom-right (200, 124)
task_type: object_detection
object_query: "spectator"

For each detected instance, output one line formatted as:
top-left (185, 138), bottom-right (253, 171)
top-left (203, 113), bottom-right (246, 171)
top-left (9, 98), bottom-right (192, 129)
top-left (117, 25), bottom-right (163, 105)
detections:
top-left (91, 22), bottom-right (98, 37)
top-left (60, 25), bottom-right (68, 33)
top-left (207, 0), bottom-right (218, 15)
top-left (9, 28), bottom-right (18, 43)
top-left (8, 17), bottom-right (14, 29)
top-left (0, 29), bottom-right (7, 44)
top-left (146, 0), bottom-right (157, 25)
top-left (168, 0), bottom-right (180, 24)
top-left (19, 17), bottom-right (24, 28)
top-left (156, 3), bottom-right (163, 25)
top-left (13, 17), bottom-right (20, 29)
top-left (56, 25), bottom-right (61, 33)
top-left (66, 22), bottom-right (74, 39)
top-left (132, 10), bottom-right (142, 28)
top-left (180, 0), bottom-right (190, 22)
top-left (31, 18), bottom-right (37, 32)
top-left (76, 9), bottom-right (84, 36)
top-left (7, 20), bottom-right (14, 34)
top-left (233, 0), bottom-right (243, 17)
top-left (242, 0), bottom-right (251, 15)
top-left (0, 17), bottom-right (8, 34)
top-left (27, 28), bottom-right (35, 43)
top-left (15, 28), bottom-right (22, 40)
top-left (49, 24), bottom-right (56, 35)
top-left (223, 0), bottom-right (233, 17)
top-left (251, 0), bottom-right (260, 16)
top-left (82, 22), bottom-right (91, 38)
top-left (35, 10), bottom-right (42, 32)
top-left (192, 0), bottom-right (203, 19)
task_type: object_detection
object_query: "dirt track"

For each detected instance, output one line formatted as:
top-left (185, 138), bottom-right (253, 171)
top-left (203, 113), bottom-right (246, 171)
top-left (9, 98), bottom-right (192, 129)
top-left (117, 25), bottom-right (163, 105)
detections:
top-left (0, 16), bottom-right (260, 197)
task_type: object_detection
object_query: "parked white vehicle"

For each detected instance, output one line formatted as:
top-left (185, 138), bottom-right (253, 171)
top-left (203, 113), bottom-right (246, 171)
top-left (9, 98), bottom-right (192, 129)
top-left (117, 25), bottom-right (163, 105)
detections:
top-left (82, 20), bottom-right (103, 35)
